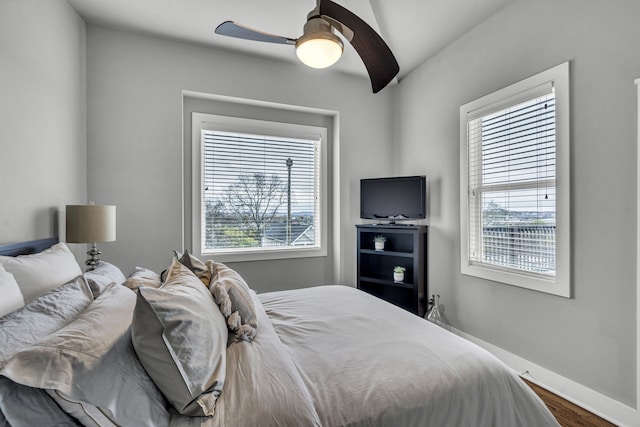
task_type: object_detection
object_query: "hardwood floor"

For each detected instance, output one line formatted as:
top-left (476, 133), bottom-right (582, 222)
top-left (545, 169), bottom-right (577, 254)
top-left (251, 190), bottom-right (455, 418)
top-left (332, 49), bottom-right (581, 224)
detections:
top-left (523, 378), bottom-right (617, 427)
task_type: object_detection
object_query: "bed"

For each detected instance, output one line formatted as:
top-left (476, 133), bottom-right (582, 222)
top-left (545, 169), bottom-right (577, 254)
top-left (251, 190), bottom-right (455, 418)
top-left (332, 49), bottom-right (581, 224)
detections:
top-left (0, 237), bottom-right (560, 427)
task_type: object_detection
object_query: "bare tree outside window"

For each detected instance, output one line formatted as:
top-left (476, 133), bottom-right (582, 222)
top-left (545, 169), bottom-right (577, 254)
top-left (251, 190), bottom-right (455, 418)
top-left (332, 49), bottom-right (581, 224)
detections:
top-left (224, 173), bottom-right (286, 246)
top-left (204, 199), bottom-right (225, 248)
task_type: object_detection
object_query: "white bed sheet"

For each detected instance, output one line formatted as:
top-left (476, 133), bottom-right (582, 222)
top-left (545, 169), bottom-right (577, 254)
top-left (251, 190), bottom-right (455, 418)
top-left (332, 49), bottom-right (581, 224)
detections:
top-left (259, 285), bottom-right (559, 427)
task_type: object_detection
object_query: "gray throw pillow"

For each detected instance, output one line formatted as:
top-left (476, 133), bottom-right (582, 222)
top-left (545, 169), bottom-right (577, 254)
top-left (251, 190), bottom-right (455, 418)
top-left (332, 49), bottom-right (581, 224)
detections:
top-left (132, 259), bottom-right (227, 417)
top-left (160, 249), bottom-right (209, 284)
top-left (208, 261), bottom-right (258, 342)
top-left (177, 249), bottom-right (211, 286)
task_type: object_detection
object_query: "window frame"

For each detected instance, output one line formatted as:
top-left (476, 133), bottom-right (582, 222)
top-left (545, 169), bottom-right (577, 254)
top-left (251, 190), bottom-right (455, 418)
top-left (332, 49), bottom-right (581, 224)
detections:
top-left (459, 62), bottom-right (571, 297)
top-left (192, 112), bottom-right (328, 262)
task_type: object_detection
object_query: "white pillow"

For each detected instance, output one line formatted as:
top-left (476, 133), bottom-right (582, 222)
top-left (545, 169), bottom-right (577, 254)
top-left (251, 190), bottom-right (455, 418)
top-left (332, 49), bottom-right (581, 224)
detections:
top-left (83, 261), bottom-right (126, 297)
top-left (123, 266), bottom-right (162, 291)
top-left (0, 242), bottom-right (82, 302)
top-left (0, 265), bottom-right (24, 317)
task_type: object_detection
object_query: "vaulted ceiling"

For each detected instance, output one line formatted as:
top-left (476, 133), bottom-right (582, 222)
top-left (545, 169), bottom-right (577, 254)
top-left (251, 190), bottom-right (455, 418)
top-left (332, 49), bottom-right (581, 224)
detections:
top-left (66, 0), bottom-right (513, 84)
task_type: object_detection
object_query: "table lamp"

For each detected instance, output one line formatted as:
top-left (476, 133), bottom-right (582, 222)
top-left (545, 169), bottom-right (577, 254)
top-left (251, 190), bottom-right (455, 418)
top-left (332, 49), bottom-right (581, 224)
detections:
top-left (66, 204), bottom-right (116, 271)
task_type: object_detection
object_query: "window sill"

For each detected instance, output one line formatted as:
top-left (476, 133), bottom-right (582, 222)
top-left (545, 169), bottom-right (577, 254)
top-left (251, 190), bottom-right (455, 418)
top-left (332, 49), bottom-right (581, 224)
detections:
top-left (461, 263), bottom-right (569, 298)
top-left (197, 246), bottom-right (327, 263)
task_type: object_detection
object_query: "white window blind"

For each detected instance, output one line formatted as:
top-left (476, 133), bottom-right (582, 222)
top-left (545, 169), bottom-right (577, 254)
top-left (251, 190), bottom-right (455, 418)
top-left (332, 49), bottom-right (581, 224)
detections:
top-left (467, 89), bottom-right (557, 278)
top-left (460, 62), bottom-right (570, 296)
top-left (201, 129), bottom-right (320, 254)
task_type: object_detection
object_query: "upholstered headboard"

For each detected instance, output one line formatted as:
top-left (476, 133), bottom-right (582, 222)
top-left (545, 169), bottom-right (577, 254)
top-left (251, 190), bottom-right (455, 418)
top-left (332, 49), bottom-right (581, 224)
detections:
top-left (0, 237), bottom-right (59, 256)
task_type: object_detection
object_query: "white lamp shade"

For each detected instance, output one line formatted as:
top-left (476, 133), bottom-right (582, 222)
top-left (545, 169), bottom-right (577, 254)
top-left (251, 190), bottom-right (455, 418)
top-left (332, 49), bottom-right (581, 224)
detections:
top-left (66, 205), bottom-right (116, 243)
top-left (296, 36), bottom-right (343, 69)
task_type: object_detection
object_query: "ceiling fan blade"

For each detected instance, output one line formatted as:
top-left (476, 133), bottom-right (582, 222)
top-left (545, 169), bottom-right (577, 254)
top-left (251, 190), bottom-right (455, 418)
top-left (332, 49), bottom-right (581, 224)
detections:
top-left (215, 21), bottom-right (296, 45)
top-left (318, 0), bottom-right (399, 93)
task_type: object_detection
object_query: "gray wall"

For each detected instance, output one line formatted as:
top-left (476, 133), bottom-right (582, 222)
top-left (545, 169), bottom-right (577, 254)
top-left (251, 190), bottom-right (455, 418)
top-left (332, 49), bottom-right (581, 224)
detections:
top-left (392, 0), bottom-right (638, 406)
top-left (0, 0), bottom-right (86, 256)
top-left (85, 26), bottom-right (393, 290)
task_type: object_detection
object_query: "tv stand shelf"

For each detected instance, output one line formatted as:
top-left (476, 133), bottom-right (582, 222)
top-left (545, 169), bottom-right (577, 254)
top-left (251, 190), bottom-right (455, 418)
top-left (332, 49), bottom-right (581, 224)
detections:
top-left (356, 224), bottom-right (428, 316)
top-left (359, 276), bottom-right (415, 289)
top-left (359, 249), bottom-right (414, 258)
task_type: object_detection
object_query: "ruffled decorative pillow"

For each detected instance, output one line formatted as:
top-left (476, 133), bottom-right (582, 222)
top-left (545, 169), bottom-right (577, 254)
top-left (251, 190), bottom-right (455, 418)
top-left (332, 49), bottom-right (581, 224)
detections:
top-left (208, 261), bottom-right (258, 342)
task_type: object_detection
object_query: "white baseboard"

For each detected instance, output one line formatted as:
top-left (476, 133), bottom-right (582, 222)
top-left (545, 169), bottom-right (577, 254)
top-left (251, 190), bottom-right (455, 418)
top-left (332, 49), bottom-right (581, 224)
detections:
top-left (451, 327), bottom-right (639, 427)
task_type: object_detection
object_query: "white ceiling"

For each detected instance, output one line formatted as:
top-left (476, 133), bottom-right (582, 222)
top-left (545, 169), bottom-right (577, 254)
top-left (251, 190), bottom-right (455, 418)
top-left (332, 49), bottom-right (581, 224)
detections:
top-left (66, 0), bottom-right (513, 82)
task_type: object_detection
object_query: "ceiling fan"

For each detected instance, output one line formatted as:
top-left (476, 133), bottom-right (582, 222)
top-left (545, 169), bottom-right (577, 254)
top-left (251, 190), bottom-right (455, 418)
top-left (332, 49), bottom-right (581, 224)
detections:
top-left (215, 0), bottom-right (399, 93)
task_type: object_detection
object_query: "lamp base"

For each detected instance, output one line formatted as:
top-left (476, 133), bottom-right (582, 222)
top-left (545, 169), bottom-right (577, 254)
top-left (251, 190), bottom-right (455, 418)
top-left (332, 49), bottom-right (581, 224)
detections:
top-left (85, 243), bottom-right (102, 272)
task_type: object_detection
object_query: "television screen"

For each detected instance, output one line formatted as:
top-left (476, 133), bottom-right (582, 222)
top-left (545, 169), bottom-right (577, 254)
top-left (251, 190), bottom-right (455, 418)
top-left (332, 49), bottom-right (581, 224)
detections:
top-left (360, 176), bottom-right (426, 220)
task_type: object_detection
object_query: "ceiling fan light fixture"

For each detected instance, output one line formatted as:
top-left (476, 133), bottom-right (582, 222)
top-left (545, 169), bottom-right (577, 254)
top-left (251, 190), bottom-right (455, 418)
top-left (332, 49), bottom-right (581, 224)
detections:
top-left (295, 18), bottom-right (343, 69)
top-left (214, 0), bottom-right (399, 92)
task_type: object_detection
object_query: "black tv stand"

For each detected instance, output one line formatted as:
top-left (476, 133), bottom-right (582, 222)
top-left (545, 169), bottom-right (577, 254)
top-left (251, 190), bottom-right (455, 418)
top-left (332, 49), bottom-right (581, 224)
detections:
top-left (369, 222), bottom-right (415, 226)
top-left (356, 224), bottom-right (428, 316)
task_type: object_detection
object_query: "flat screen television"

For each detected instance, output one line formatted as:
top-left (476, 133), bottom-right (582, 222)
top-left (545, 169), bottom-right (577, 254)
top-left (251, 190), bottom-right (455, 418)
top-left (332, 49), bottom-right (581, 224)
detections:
top-left (360, 175), bottom-right (426, 221)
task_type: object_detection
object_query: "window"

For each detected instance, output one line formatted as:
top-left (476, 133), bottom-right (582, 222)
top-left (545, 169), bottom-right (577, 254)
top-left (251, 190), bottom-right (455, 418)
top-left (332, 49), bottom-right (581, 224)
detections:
top-left (460, 62), bottom-right (570, 297)
top-left (192, 113), bottom-right (327, 262)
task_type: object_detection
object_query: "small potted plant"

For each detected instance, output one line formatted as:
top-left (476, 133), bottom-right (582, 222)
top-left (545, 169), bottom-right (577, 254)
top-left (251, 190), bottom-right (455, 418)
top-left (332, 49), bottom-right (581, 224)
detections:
top-left (393, 266), bottom-right (406, 282)
top-left (373, 235), bottom-right (387, 251)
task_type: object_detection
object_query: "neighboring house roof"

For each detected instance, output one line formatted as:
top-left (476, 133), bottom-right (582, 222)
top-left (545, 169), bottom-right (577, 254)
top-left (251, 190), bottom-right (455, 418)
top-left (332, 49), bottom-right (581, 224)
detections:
top-left (263, 222), bottom-right (315, 246)
top-left (292, 226), bottom-right (315, 245)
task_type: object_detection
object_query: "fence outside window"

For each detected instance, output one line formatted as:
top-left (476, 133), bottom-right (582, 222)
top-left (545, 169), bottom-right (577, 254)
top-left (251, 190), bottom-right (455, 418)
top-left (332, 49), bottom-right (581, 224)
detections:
top-left (481, 225), bottom-right (555, 274)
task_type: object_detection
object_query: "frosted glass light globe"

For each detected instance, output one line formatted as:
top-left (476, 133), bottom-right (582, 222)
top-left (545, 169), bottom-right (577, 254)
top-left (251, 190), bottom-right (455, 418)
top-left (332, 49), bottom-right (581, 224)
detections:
top-left (296, 36), bottom-right (343, 69)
